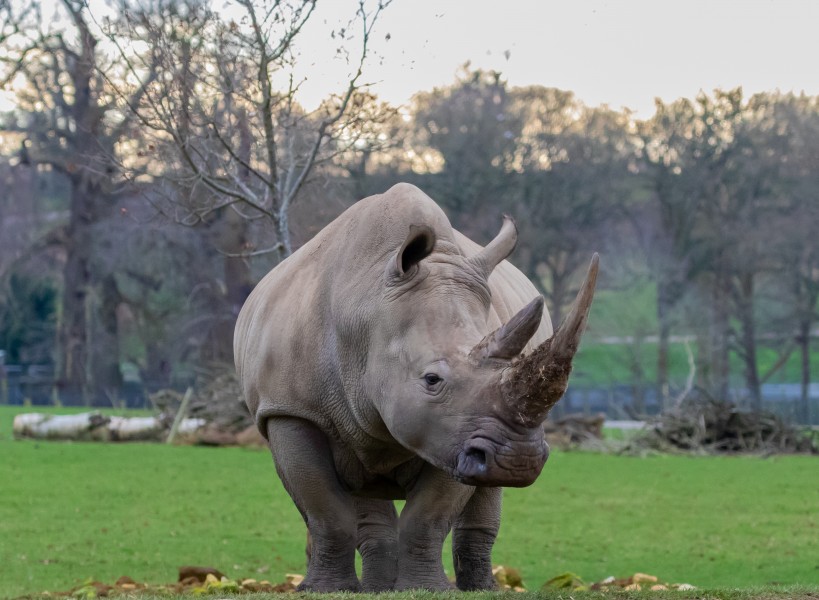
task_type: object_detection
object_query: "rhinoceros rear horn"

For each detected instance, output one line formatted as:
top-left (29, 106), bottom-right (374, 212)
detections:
top-left (468, 215), bottom-right (517, 279)
top-left (470, 296), bottom-right (544, 362)
top-left (391, 224), bottom-right (436, 278)
top-left (502, 254), bottom-right (600, 427)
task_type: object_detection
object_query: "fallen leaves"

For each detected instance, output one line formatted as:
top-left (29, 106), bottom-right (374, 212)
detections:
top-left (492, 564), bottom-right (525, 591)
top-left (543, 570), bottom-right (696, 592)
top-left (27, 565), bottom-right (696, 597)
top-left (34, 566), bottom-right (301, 598)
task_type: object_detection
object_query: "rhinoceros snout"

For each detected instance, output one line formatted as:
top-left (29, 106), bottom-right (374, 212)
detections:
top-left (455, 438), bottom-right (549, 488)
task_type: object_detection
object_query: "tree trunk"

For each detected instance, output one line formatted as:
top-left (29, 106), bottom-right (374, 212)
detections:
top-left (57, 182), bottom-right (121, 404)
top-left (656, 279), bottom-right (673, 407)
top-left (713, 301), bottom-right (730, 402)
top-left (219, 207), bottom-right (253, 361)
top-left (797, 319), bottom-right (811, 424)
top-left (58, 214), bottom-right (92, 404)
top-left (93, 274), bottom-right (124, 403)
top-left (207, 109), bottom-right (255, 363)
top-left (736, 274), bottom-right (761, 410)
top-left (144, 340), bottom-right (172, 390)
top-left (628, 338), bottom-right (646, 415)
top-left (699, 277), bottom-right (730, 402)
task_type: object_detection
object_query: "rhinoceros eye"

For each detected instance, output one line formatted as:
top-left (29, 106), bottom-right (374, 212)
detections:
top-left (424, 373), bottom-right (442, 387)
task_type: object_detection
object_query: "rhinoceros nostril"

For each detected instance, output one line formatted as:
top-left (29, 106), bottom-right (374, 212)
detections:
top-left (465, 447), bottom-right (487, 467)
top-left (457, 445), bottom-right (491, 480)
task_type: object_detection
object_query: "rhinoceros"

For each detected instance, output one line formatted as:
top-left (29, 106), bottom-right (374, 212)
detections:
top-left (234, 183), bottom-right (598, 592)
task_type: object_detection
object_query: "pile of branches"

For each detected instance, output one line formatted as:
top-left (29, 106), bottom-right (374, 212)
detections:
top-left (191, 367), bottom-right (253, 433)
top-left (151, 365), bottom-right (264, 446)
top-left (543, 412), bottom-right (605, 448)
top-left (152, 367), bottom-right (251, 433)
top-left (627, 394), bottom-right (817, 455)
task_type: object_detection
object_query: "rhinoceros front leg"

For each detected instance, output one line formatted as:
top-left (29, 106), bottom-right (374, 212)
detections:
top-left (265, 417), bottom-right (360, 592)
top-left (395, 464), bottom-right (474, 590)
top-left (453, 486), bottom-right (502, 590)
top-left (356, 497), bottom-right (398, 591)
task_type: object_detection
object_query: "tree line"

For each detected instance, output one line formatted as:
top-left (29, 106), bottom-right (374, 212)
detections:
top-left (0, 1), bottom-right (817, 421)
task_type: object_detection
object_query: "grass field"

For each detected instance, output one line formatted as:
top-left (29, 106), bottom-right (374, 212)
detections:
top-left (1, 405), bottom-right (818, 598)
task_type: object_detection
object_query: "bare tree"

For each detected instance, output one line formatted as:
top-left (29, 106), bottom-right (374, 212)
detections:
top-left (100, 0), bottom-right (392, 360)
top-left (0, 0), bottom-right (156, 403)
top-left (107, 0), bottom-right (392, 255)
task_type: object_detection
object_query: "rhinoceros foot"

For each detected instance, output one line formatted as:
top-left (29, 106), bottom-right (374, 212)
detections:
top-left (456, 570), bottom-right (499, 591)
top-left (296, 575), bottom-right (361, 593)
top-left (394, 576), bottom-right (455, 592)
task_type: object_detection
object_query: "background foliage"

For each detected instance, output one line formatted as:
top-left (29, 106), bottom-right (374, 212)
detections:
top-left (0, 0), bottom-right (817, 422)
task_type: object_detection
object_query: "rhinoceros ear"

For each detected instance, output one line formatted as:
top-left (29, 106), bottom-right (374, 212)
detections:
top-left (391, 224), bottom-right (436, 278)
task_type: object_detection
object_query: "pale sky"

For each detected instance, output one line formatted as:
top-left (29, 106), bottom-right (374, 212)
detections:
top-left (2, 0), bottom-right (818, 117)
top-left (292, 0), bottom-right (819, 117)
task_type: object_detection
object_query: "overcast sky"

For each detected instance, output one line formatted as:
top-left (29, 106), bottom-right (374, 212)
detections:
top-left (292, 0), bottom-right (819, 117)
top-left (2, 0), bottom-right (817, 117)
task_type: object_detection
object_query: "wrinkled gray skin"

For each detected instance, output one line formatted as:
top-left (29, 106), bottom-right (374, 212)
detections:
top-left (234, 183), bottom-right (598, 592)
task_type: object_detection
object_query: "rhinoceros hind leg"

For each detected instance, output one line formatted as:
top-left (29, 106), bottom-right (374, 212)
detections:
top-left (453, 486), bottom-right (501, 591)
top-left (356, 497), bottom-right (399, 591)
top-left (394, 464), bottom-right (473, 590)
top-left (265, 417), bottom-right (360, 592)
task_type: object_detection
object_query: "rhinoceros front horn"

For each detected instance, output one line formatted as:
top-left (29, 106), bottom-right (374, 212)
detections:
top-left (501, 254), bottom-right (600, 427)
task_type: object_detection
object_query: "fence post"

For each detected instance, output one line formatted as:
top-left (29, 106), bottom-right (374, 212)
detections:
top-left (166, 387), bottom-right (194, 444)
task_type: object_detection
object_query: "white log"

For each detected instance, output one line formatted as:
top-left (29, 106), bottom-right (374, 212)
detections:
top-left (13, 412), bottom-right (110, 440)
top-left (107, 416), bottom-right (164, 441)
top-left (177, 418), bottom-right (207, 435)
top-left (12, 412), bottom-right (208, 442)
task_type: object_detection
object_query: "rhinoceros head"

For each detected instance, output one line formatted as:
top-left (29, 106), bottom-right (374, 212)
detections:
top-left (368, 217), bottom-right (598, 488)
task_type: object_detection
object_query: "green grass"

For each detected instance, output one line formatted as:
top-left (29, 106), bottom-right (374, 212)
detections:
top-left (579, 278), bottom-right (819, 389)
top-left (574, 340), bottom-right (819, 388)
top-left (2, 406), bottom-right (818, 598)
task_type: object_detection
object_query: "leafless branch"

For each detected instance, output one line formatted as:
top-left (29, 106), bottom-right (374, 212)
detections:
top-left (217, 243), bottom-right (284, 258)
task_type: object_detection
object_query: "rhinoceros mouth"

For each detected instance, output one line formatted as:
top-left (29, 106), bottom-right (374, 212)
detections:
top-left (453, 436), bottom-right (548, 487)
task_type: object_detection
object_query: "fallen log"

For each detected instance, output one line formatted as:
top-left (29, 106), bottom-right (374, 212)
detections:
top-left (13, 412), bottom-right (110, 441)
top-left (13, 412), bottom-right (206, 442)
